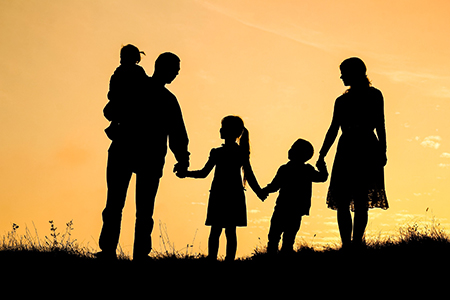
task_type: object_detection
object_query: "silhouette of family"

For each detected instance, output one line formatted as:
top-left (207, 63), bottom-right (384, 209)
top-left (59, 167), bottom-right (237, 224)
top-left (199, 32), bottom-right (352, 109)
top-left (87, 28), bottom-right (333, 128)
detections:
top-left (97, 45), bottom-right (388, 261)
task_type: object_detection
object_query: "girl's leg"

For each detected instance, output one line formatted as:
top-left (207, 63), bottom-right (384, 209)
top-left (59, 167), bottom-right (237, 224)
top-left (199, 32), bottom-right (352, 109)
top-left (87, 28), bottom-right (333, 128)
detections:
top-left (208, 226), bottom-right (222, 260)
top-left (337, 205), bottom-right (352, 249)
top-left (224, 227), bottom-right (237, 261)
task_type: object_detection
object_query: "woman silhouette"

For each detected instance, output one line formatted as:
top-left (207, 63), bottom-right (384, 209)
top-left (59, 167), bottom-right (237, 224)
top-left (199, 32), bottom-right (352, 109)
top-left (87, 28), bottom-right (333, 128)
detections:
top-left (318, 57), bottom-right (388, 250)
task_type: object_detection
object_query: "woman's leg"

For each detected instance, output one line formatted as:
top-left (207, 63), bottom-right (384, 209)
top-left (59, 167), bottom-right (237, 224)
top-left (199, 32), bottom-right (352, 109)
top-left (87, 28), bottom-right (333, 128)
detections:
top-left (337, 205), bottom-right (352, 249)
top-left (225, 227), bottom-right (237, 261)
top-left (208, 226), bottom-right (222, 260)
top-left (353, 195), bottom-right (369, 246)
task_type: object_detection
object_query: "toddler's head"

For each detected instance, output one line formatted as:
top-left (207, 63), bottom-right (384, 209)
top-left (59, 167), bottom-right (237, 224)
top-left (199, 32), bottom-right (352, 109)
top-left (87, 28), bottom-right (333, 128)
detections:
top-left (120, 44), bottom-right (145, 65)
top-left (288, 138), bottom-right (314, 163)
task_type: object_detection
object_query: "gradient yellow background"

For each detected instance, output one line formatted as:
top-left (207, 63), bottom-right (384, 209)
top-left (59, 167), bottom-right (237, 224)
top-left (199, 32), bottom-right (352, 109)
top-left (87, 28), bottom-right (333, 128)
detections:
top-left (1, 0), bottom-right (449, 258)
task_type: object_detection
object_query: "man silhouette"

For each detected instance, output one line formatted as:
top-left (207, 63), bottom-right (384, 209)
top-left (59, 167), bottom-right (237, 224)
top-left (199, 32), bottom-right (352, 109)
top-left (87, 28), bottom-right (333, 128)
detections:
top-left (98, 52), bottom-right (189, 261)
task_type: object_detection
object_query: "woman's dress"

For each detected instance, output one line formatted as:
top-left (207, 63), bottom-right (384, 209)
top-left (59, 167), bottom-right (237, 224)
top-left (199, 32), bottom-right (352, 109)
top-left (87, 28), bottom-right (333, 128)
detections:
top-left (321, 87), bottom-right (389, 211)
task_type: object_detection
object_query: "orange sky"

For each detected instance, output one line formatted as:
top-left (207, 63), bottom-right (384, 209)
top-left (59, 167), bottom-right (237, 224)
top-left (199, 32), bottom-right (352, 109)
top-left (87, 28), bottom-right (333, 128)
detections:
top-left (1, 0), bottom-right (449, 258)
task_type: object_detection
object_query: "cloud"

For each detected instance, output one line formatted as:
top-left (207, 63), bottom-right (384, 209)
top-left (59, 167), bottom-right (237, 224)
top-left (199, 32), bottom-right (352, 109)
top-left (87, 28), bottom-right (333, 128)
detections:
top-left (195, 0), bottom-right (332, 51)
top-left (440, 153), bottom-right (450, 158)
top-left (381, 70), bottom-right (446, 84)
top-left (432, 86), bottom-right (450, 98)
top-left (250, 217), bottom-right (270, 224)
top-left (420, 136), bottom-right (441, 149)
top-left (376, 70), bottom-right (450, 99)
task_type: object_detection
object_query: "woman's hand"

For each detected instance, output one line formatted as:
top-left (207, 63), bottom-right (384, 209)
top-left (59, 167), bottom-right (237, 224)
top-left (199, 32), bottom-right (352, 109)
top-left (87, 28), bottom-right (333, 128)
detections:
top-left (316, 155), bottom-right (326, 166)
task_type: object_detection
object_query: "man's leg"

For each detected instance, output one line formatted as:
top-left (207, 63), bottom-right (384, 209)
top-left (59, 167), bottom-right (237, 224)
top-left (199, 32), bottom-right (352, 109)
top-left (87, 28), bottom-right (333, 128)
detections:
top-left (133, 173), bottom-right (160, 260)
top-left (99, 152), bottom-right (133, 256)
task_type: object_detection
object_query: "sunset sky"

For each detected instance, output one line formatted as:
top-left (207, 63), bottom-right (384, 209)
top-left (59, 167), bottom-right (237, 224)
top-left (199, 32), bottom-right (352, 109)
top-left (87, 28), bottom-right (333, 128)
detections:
top-left (1, 0), bottom-right (449, 258)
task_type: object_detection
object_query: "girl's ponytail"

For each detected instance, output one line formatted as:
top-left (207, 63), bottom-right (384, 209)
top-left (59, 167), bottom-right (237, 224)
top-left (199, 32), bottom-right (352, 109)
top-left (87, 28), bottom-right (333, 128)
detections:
top-left (239, 126), bottom-right (251, 186)
top-left (239, 127), bottom-right (250, 157)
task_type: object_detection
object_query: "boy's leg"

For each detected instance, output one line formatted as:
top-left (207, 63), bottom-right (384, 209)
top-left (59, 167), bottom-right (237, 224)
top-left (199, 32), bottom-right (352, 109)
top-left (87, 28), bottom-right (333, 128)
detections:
top-left (281, 217), bottom-right (301, 253)
top-left (225, 227), bottom-right (237, 261)
top-left (99, 152), bottom-right (133, 256)
top-left (208, 226), bottom-right (222, 260)
top-left (267, 210), bottom-right (283, 254)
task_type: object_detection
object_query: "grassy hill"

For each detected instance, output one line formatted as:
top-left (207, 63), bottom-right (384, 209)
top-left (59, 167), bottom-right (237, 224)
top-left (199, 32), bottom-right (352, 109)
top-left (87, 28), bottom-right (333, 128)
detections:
top-left (1, 220), bottom-right (449, 297)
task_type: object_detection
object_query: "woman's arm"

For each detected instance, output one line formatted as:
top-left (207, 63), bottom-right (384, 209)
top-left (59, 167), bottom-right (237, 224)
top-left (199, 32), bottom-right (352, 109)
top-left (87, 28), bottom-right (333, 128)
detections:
top-left (374, 90), bottom-right (387, 166)
top-left (319, 99), bottom-right (340, 159)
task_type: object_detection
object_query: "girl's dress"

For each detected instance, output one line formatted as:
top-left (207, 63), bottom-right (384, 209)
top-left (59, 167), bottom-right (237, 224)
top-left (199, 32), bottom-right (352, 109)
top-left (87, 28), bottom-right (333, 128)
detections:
top-left (190, 143), bottom-right (260, 227)
top-left (321, 87), bottom-right (389, 211)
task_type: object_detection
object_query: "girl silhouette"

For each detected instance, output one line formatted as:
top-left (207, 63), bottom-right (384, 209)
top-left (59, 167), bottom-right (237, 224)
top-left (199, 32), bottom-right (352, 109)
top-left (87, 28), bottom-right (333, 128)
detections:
top-left (177, 115), bottom-right (266, 261)
top-left (318, 57), bottom-right (388, 250)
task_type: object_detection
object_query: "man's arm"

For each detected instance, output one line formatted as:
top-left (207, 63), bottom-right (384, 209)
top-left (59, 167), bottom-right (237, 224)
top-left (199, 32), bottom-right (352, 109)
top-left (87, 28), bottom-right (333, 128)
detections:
top-left (168, 95), bottom-right (190, 172)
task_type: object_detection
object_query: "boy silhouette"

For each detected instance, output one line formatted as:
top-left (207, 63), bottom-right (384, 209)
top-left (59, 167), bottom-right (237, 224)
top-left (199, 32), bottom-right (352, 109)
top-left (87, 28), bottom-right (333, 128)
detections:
top-left (262, 138), bottom-right (328, 254)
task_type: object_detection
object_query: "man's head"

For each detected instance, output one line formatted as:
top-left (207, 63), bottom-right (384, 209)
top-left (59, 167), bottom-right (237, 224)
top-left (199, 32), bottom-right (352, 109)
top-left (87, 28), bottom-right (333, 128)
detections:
top-left (154, 52), bottom-right (181, 84)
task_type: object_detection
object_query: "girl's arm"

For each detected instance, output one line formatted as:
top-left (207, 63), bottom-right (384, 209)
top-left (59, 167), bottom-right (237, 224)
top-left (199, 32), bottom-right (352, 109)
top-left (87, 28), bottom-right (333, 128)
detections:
top-left (187, 161), bottom-right (215, 178)
top-left (182, 150), bottom-right (216, 179)
top-left (242, 159), bottom-right (266, 200)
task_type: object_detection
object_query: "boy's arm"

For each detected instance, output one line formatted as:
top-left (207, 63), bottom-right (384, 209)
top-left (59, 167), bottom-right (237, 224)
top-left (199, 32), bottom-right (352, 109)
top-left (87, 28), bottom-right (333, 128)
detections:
top-left (311, 161), bottom-right (329, 183)
top-left (263, 166), bottom-right (283, 193)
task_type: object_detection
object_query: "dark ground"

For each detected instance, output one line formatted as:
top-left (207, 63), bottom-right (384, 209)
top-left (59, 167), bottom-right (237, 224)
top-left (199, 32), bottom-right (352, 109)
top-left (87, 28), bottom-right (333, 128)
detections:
top-left (1, 238), bottom-right (449, 298)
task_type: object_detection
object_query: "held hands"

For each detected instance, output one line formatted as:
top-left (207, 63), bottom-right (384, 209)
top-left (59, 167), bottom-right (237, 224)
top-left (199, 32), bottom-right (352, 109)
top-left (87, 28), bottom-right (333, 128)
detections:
top-left (174, 162), bottom-right (189, 178)
top-left (257, 187), bottom-right (269, 202)
top-left (316, 155), bottom-right (326, 170)
top-left (175, 169), bottom-right (188, 178)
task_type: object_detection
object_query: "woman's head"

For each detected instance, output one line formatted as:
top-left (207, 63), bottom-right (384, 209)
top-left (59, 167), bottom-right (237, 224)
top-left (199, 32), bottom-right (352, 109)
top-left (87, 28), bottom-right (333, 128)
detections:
top-left (339, 57), bottom-right (371, 88)
top-left (120, 44), bottom-right (145, 65)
